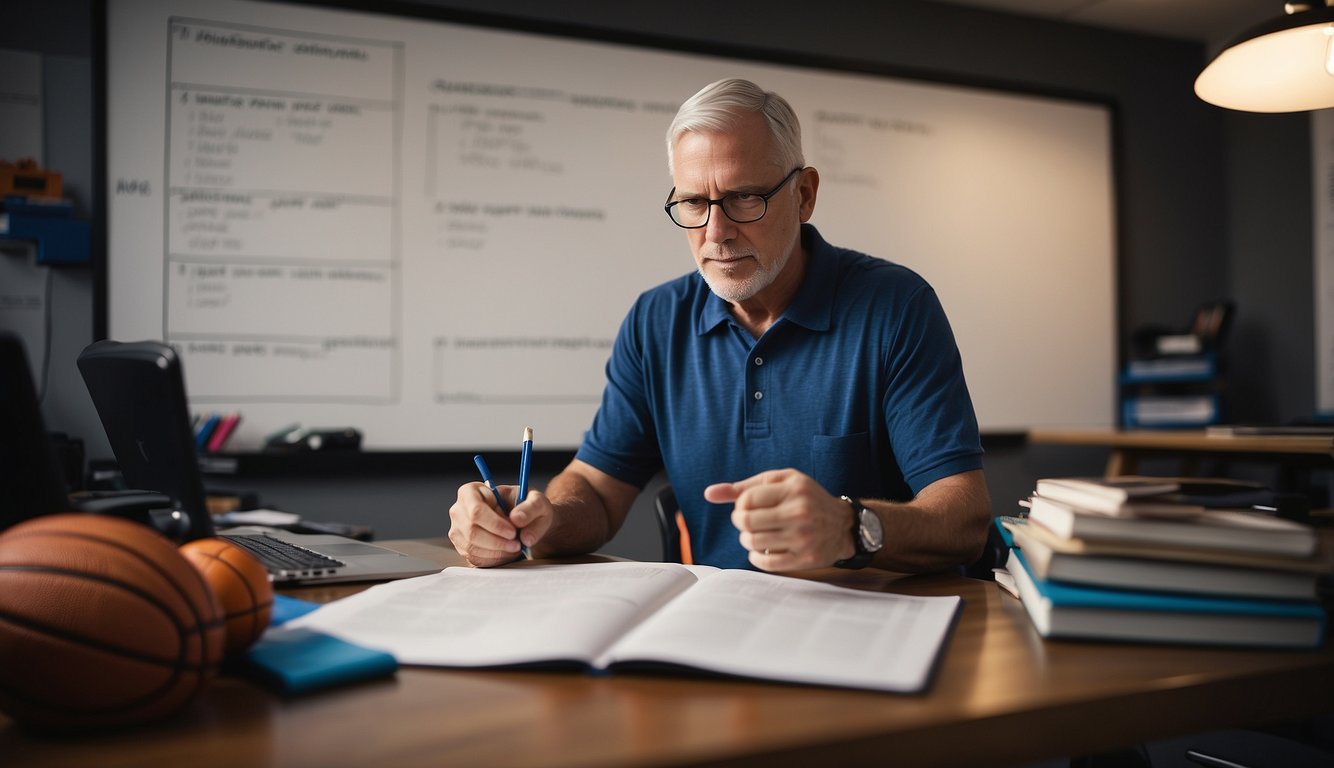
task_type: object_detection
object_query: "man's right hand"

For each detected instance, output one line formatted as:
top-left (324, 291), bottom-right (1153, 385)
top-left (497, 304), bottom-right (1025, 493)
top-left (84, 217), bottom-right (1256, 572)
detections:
top-left (447, 482), bottom-right (553, 567)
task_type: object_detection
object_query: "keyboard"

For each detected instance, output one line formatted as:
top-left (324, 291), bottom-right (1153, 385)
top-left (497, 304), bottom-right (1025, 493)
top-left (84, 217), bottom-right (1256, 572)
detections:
top-left (223, 533), bottom-right (347, 581)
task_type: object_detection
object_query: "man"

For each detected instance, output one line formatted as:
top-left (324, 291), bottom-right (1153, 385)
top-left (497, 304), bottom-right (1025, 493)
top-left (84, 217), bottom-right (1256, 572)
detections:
top-left (449, 78), bottom-right (991, 572)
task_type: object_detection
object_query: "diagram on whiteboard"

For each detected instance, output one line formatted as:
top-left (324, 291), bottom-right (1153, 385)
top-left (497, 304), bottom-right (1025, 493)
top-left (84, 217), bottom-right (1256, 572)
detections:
top-left (163, 18), bottom-right (402, 402)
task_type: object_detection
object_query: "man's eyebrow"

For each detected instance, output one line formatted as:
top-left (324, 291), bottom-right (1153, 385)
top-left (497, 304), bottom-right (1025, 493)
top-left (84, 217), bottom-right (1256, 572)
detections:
top-left (673, 180), bottom-right (768, 199)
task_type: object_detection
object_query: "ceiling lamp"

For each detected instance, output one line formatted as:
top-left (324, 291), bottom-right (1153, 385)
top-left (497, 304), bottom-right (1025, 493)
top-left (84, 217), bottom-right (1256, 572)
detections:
top-left (1195, 2), bottom-right (1334, 112)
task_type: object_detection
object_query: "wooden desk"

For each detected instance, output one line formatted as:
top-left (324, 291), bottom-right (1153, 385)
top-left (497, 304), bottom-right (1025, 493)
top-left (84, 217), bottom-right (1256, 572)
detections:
top-left (1028, 428), bottom-right (1334, 486)
top-left (4, 540), bottom-right (1333, 768)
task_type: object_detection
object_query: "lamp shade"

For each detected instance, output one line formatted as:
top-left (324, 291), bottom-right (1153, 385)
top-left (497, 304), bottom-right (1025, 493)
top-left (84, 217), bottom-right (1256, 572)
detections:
top-left (1195, 4), bottom-right (1334, 112)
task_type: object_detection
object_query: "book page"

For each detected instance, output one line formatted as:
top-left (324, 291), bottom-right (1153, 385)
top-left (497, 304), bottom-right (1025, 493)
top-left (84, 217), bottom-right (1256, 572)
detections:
top-left (289, 562), bottom-right (701, 666)
top-left (601, 570), bottom-right (961, 693)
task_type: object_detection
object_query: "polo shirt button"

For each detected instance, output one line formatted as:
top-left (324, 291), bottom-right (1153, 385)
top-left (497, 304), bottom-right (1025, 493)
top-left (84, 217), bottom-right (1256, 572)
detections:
top-left (753, 391), bottom-right (763, 400)
top-left (754, 357), bottom-right (763, 366)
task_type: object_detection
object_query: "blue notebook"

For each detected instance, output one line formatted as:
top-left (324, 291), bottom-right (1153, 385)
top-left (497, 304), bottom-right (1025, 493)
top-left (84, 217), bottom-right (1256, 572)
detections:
top-left (1012, 549), bottom-right (1324, 617)
top-left (242, 595), bottom-right (397, 695)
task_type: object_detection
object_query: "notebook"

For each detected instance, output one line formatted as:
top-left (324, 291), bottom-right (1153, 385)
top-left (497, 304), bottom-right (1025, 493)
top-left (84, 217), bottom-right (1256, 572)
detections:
top-left (57, 336), bottom-right (442, 585)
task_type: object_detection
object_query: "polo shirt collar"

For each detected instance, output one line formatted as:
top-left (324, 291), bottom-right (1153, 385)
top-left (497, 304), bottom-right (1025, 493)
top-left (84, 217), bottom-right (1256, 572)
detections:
top-left (696, 223), bottom-right (835, 336)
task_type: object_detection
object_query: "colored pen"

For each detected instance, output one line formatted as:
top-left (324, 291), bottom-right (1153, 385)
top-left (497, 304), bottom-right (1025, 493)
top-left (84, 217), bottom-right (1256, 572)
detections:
top-left (195, 413), bottom-right (221, 453)
top-left (517, 426), bottom-right (533, 503)
top-left (206, 412), bottom-right (242, 453)
top-left (473, 452), bottom-right (530, 559)
top-left (472, 454), bottom-right (508, 513)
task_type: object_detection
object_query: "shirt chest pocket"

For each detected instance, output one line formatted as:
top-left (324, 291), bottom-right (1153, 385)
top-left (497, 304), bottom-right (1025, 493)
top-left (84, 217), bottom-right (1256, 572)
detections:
top-left (809, 432), bottom-right (876, 498)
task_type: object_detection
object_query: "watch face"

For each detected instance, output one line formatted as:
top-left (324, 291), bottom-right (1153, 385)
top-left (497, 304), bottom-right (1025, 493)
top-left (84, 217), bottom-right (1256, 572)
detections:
top-left (858, 509), bottom-right (884, 551)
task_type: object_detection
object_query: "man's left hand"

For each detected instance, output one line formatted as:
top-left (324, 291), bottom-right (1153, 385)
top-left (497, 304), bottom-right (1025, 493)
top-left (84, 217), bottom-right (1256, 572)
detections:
top-left (704, 469), bottom-right (855, 571)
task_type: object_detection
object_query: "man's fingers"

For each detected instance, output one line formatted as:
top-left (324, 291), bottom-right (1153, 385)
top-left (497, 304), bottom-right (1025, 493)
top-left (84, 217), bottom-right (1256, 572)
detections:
top-left (510, 491), bottom-right (551, 548)
top-left (703, 482), bottom-right (740, 504)
top-left (449, 482), bottom-right (529, 566)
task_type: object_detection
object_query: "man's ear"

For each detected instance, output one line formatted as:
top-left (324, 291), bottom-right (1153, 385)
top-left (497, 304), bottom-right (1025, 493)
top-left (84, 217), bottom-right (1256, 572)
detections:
top-left (797, 167), bottom-right (819, 222)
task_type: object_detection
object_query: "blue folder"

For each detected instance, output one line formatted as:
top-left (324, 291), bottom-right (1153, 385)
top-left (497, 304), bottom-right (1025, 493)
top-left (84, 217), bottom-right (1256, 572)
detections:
top-left (242, 595), bottom-right (397, 695)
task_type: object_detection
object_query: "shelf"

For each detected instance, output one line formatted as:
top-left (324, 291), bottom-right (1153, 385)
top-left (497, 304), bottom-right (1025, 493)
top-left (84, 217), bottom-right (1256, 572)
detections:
top-left (1120, 354), bottom-right (1216, 385)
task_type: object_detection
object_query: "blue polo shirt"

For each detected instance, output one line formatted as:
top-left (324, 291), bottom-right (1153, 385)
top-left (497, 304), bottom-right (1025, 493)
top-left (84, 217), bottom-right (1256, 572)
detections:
top-left (576, 224), bottom-right (983, 569)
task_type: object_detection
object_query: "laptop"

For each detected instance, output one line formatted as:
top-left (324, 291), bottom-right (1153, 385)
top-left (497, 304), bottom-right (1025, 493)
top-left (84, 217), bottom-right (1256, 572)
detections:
top-left (72, 338), bottom-right (441, 584)
top-left (1, 332), bottom-right (171, 529)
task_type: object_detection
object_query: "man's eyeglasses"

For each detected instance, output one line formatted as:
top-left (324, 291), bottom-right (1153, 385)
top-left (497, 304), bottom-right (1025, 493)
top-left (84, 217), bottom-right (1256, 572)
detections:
top-left (663, 167), bottom-right (803, 229)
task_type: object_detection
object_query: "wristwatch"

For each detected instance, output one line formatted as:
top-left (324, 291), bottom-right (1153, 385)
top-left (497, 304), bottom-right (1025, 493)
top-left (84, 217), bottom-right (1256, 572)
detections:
top-left (833, 495), bottom-right (883, 569)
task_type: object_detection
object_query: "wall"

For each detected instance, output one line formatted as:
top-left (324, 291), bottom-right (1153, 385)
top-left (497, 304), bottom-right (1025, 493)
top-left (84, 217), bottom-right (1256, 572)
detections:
top-left (1225, 111), bottom-right (1316, 424)
top-left (2, 0), bottom-right (1320, 558)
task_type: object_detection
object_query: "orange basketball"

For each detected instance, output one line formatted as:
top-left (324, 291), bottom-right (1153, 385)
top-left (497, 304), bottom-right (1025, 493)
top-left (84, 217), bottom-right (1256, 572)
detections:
top-left (179, 538), bottom-right (273, 656)
top-left (0, 513), bottom-right (225, 731)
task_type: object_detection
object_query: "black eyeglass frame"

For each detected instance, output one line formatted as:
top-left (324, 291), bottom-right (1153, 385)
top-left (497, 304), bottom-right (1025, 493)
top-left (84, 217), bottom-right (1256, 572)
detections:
top-left (663, 167), bottom-right (804, 229)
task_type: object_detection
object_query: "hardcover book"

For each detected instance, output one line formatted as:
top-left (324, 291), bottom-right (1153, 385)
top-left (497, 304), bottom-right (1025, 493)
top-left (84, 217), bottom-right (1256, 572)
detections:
top-left (1004, 519), bottom-right (1322, 601)
top-left (1026, 495), bottom-right (1318, 557)
top-left (1005, 549), bottom-right (1325, 648)
top-left (1033, 476), bottom-right (1196, 517)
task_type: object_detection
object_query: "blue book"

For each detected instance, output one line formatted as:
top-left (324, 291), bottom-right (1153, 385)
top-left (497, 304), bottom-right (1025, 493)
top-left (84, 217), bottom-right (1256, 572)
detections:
top-left (993, 515), bottom-right (1021, 549)
top-left (240, 595), bottom-right (398, 695)
top-left (1005, 548), bottom-right (1326, 649)
top-left (270, 593), bottom-right (323, 625)
top-left (244, 627), bottom-right (398, 695)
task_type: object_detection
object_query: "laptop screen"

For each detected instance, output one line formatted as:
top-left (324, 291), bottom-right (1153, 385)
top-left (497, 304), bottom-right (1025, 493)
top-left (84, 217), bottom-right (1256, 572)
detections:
top-left (77, 339), bottom-right (217, 541)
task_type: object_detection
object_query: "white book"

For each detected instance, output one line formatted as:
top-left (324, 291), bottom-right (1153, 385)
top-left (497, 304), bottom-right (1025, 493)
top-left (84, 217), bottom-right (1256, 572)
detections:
top-left (1033, 476), bottom-right (1197, 517)
top-left (288, 562), bottom-right (962, 694)
top-left (1027, 495), bottom-right (1318, 557)
top-left (1127, 395), bottom-right (1217, 425)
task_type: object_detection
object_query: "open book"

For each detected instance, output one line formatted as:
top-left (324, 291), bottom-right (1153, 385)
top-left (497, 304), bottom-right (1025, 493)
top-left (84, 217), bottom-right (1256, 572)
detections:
top-left (287, 562), bottom-right (963, 694)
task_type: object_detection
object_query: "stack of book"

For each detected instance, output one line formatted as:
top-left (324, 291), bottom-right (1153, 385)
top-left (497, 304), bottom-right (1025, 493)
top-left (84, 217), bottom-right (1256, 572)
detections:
top-left (1003, 476), bottom-right (1331, 649)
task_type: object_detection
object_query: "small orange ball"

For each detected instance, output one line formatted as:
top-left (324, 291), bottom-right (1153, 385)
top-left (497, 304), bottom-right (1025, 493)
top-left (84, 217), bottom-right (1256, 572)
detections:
top-left (179, 538), bottom-right (274, 656)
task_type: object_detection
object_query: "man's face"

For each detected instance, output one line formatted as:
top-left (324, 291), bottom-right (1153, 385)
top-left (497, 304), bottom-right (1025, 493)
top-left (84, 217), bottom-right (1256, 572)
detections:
top-left (668, 111), bottom-right (811, 304)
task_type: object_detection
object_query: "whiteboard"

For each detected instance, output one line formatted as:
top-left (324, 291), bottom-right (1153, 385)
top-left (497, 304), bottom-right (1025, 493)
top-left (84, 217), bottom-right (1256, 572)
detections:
top-left (104, 0), bottom-right (1117, 450)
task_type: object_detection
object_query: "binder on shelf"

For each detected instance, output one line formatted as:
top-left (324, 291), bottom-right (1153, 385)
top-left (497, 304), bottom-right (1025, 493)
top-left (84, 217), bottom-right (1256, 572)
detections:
top-left (1121, 354), bottom-right (1216, 384)
top-left (1122, 393), bottom-right (1219, 428)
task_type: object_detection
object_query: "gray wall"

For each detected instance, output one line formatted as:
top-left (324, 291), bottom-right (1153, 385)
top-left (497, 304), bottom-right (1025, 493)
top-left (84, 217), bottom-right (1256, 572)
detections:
top-left (3, 0), bottom-right (1322, 558)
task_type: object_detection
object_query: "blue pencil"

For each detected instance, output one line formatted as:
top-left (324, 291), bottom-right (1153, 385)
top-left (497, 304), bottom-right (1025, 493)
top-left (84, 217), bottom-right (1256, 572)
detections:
top-left (473, 452), bottom-right (530, 559)
top-left (517, 426), bottom-right (533, 503)
top-left (472, 454), bottom-right (508, 513)
top-left (195, 413), bottom-right (221, 453)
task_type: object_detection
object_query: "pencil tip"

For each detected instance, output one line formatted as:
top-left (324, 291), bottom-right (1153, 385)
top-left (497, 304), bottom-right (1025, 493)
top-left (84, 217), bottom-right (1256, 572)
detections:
top-left (523, 426), bottom-right (533, 441)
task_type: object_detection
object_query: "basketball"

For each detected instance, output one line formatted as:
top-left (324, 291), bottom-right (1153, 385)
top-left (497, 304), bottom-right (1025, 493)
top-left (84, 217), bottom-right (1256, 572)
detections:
top-left (179, 538), bottom-right (274, 656)
top-left (0, 513), bottom-right (225, 731)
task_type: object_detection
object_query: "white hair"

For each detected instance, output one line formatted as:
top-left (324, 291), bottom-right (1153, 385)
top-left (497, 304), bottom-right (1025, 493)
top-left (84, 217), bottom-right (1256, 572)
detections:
top-left (666, 78), bottom-right (804, 172)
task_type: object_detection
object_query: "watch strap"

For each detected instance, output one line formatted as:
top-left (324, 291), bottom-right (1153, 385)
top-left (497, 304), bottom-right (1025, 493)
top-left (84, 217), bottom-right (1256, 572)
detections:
top-left (833, 496), bottom-right (875, 569)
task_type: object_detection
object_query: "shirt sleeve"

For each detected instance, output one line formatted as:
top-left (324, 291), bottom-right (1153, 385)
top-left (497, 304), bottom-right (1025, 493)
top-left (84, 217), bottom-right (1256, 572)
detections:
top-left (574, 298), bottom-right (663, 488)
top-left (882, 283), bottom-right (985, 494)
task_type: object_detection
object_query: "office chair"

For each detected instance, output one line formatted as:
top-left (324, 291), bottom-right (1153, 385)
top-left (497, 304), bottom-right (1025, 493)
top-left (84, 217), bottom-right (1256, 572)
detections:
top-left (653, 485), bottom-right (692, 565)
